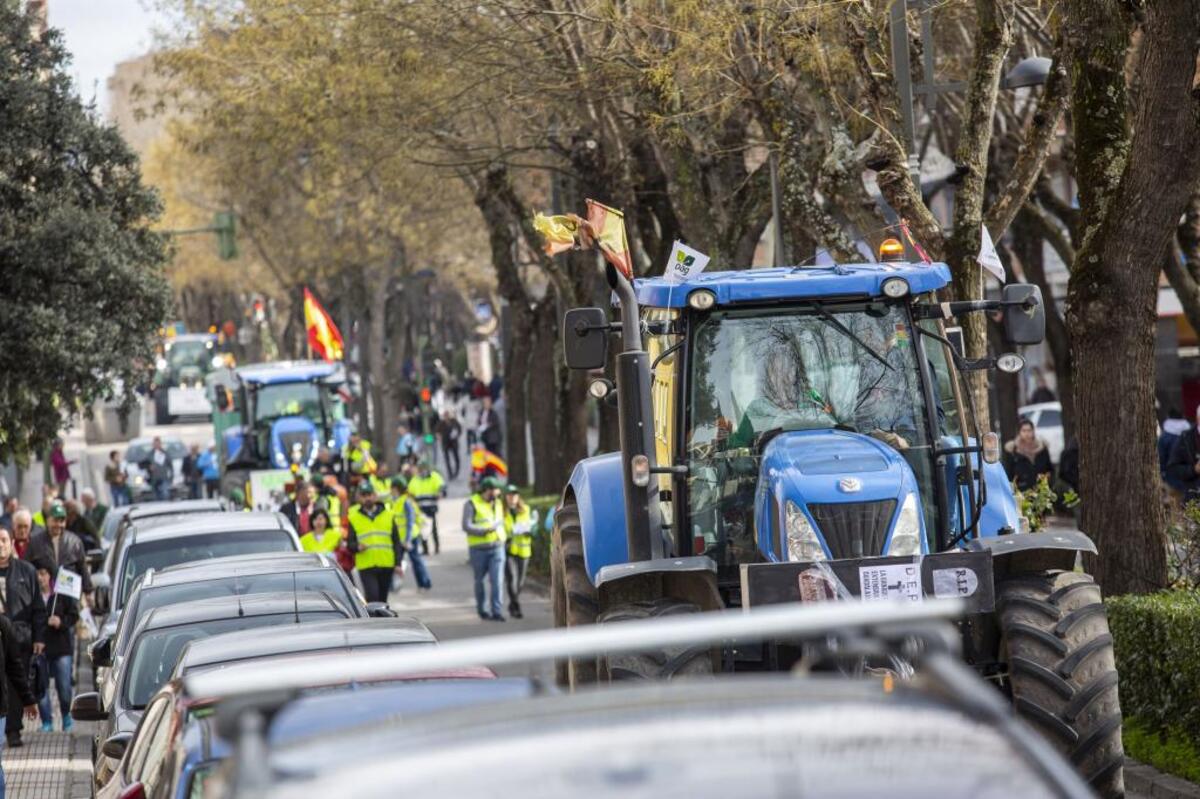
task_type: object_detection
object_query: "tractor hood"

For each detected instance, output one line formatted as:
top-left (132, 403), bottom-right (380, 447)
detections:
top-left (269, 416), bottom-right (321, 469)
top-left (754, 429), bottom-right (926, 562)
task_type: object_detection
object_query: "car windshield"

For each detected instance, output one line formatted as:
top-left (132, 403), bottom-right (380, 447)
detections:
top-left (686, 303), bottom-right (938, 564)
top-left (123, 612), bottom-right (344, 708)
top-left (254, 383), bottom-right (324, 425)
top-left (165, 339), bottom-right (212, 371)
top-left (118, 531), bottom-right (296, 607)
top-left (126, 440), bottom-right (188, 463)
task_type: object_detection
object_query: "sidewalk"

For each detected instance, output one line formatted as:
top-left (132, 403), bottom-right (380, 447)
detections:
top-left (6, 654), bottom-right (95, 799)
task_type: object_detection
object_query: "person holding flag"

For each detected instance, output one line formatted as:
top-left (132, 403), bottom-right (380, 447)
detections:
top-left (303, 287), bottom-right (344, 362)
top-left (32, 558), bottom-right (76, 732)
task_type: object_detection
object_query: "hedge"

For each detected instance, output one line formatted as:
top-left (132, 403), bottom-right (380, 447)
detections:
top-left (1107, 591), bottom-right (1200, 744)
top-left (519, 491), bottom-right (559, 578)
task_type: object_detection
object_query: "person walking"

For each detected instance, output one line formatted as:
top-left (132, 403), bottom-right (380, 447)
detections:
top-left (8, 513), bottom-right (31, 561)
top-left (49, 439), bottom-right (74, 498)
top-left (141, 437), bottom-right (174, 501)
top-left (407, 461), bottom-right (446, 555)
top-left (32, 558), bottom-right (74, 732)
top-left (1160, 408), bottom-right (1191, 494)
top-left (280, 482), bottom-right (317, 537)
top-left (181, 444), bottom-right (204, 500)
top-left (1168, 407), bottom-right (1200, 502)
top-left (104, 450), bottom-right (131, 507)
top-left (502, 485), bottom-right (535, 619)
top-left (394, 425), bottom-right (418, 467)
top-left (477, 396), bottom-right (503, 458)
top-left (27, 501), bottom-right (92, 599)
top-left (436, 410), bottom-right (462, 479)
top-left (0, 528), bottom-right (44, 748)
top-left (63, 501), bottom-right (99, 551)
top-left (198, 444), bottom-right (220, 499)
top-left (299, 509), bottom-right (342, 554)
top-left (343, 432), bottom-right (377, 483)
top-left (1002, 419), bottom-right (1053, 493)
top-left (346, 483), bottom-right (403, 604)
top-left (0, 611), bottom-right (38, 793)
top-left (389, 478), bottom-right (432, 591)
top-left (463, 477), bottom-right (506, 621)
top-left (79, 488), bottom-right (108, 533)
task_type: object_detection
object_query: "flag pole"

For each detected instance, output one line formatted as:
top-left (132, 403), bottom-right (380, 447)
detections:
top-left (302, 286), bottom-right (313, 360)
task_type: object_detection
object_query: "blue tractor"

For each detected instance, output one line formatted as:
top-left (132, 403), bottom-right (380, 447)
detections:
top-left (208, 361), bottom-right (353, 508)
top-left (554, 254), bottom-right (1123, 796)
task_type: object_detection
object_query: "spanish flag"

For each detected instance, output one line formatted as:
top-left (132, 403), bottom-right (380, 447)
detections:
top-left (303, 287), bottom-right (344, 362)
top-left (532, 212), bottom-right (582, 256)
top-left (585, 199), bottom-right (633, 279)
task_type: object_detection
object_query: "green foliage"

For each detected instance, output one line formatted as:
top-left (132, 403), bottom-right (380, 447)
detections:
top-left (1166, 501), bottom-right (1200, 589)
top-left (1107, 591), bottom-right (1200, 744)
top-left (517, 490), bottom-right (559, 578)
top-left (1013, 473), bottom-right (1057, 532)
top-left (0, 3), bottom-right (171, 463)
top-left (1123, 717), bottom-right (1200, 784)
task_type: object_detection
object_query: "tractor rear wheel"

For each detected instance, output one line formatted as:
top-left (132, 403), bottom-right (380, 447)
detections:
top-left (551, 498), bottom-right (598, 688)
top-left (596, 599), bottom-right (714, 681)
top-left (997, 571), bottom-right (1124, 798)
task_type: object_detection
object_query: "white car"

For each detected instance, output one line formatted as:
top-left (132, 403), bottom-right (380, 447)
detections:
top-left (1017, 401), bottom-right (1063, 465)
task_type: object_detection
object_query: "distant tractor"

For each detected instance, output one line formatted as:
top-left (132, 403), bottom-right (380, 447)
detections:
top-left (152, 332), bottom-right (220, 424)
top-left (553, 252), bottom-right (1125, 796)
top-left (207, 361), bottom-right (352, 508)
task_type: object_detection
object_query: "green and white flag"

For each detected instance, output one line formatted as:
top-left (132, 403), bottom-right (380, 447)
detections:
top-left (665, 240), bottom-right (710, 284)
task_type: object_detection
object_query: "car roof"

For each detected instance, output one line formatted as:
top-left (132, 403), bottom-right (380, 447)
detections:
top-left (235, 360), bottom-right (342, 385)
top-left (148, 552), bottom-right (331, 585)
top-left (139, 592), bottom-right (348, 631)
top-left (126, 500), bottom-right (226, 520)
top-left (128, 512), bottom-right (290, 543)
top-left (261, 676), bottom-right (1066, 799)
top-left (633, 262), bottom-right (952, 308)
top-left (1017, 401), bottom-right (1062, 414)
top-left (177, 618), bottom-right (435, 672)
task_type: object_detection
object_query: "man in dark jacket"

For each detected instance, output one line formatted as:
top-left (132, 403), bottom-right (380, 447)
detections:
top-left (0, 527), bottom-right (44, 747)
top-left (1168, 411), bottom-right (1200, 502)
top-left (279, 482), bottom-right (317, 537)
top-left (0, 612), bottom-right (38, 786)
top-left (26, 501), bottom-right (92, 596)
top-left (32, 557), bottom-right (76, 732)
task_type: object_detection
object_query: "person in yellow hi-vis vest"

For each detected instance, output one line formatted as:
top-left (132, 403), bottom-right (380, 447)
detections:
top-left (407, 460), bottom-right (446, 555)
top-left (502, 485), bottom-right (537, 619)
top-left (346, 482), bottom-right (403, 604)
top-left (299, 508), bottom-right (341, 554)
top-left (462, 476), bottom-right (506, 621)
top-left (388, 477), bottom-right (432, 591)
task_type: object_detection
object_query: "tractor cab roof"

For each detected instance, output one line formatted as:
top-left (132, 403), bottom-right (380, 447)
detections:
top-left (234, 360), bottom-right (345, 386)
top-left (634, 262), bottom-right (951, 309)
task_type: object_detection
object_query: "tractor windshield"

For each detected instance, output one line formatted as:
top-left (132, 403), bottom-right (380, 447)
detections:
top-left (687, 303), bottom-right (942, 564)
top-left (253, 382), bottom-right (324, 426)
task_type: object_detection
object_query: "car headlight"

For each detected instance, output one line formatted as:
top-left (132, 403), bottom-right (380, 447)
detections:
top-left (132, 475), bottom-right (144, 486)
top-left (785, 500), bottom-right (827, 561)
top-left (886, 493), bottom-right (922, 556)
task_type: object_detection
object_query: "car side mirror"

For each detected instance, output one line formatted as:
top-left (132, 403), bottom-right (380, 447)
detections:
top-left (562, 308), bottom-right (610, 370)
top-left (365, 602), bottom-right (397, 619)
top-left (1001, 284), bottom-right (1045, 345)
top-left (90, 636), bottom-right (113, 668)
top-left (86, 548), bottom-right (104, 571)
top-left (101, 731), bottom-right (134, 761)
top-left (70, 691), bottom-right (108, 722)
top-left (93, 586), bottom-right (110, 615)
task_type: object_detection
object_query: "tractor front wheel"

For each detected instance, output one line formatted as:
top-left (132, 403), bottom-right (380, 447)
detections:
top-left (551, 498), bottom-right (598, 688)
top-left (596, 599), bottom-right (714, 681)
top-left (997, 570), bottom-right (1124, 798)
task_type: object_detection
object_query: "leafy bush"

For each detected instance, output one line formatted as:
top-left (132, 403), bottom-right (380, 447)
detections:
top-left (1166, 501), bottom-right (1200, 589)
top-left (1107, 591), bottom-right (1200, 744)
top-left (1013, 473), bottom-right (1058, 532)
top-left (1123, 718), bottom-right (1200, 784)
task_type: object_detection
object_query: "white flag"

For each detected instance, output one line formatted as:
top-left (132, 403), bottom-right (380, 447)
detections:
top-left (978, 224), bottom-right (1005, 282)
top-left (665, 240), bottom-right (710, 284)
top-left (54, 566), bottom-right (82, 600)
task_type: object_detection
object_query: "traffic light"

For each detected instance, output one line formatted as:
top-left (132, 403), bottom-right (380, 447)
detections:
top-left (420, 387), bottom-right (432, 403)
top-left (215, 211), bottom-right (237, 260)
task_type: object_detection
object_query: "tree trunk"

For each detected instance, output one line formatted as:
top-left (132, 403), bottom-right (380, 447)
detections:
top-left (503, 301), bottom-right (533, 486)
top-left (529, 297), bottom-right (562, 494)
top-left (364, 268), bottom-right (397, 462)
top-left (1064, 0), bottom-right (1200, 595)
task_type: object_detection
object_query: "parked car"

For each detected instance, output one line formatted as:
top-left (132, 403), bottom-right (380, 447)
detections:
top-left (91, 551), bottom-right (387, 697)
top-left (74, 591), bottom-right (352, 791)
top-left (94, 500), bottom-right (225, 585)
top-left (1017, 401), bottom-right (1064, 464)
top-left (124, 438), bottom-right (190, 501)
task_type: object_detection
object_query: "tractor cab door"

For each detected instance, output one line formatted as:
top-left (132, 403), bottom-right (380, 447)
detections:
top-left (645, 308), bottom-right (682, 546)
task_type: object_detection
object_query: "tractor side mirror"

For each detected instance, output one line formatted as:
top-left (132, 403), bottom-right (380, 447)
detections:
top-left (1001, 284), bottom-right (1045, 345)
top-left (214, 384), bottom-right (231, 412)
top-left (563, 308), bottom-right (610, 370)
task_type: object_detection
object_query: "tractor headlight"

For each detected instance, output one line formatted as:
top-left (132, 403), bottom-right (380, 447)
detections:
top-left (687, 290), bottom-right (716, 310)
top-left (785, 500), bottom-right (826, 561)
top-left (881, 277), bottom-right (910, 298)
top-left (886, 493), bottom-right (922, 556)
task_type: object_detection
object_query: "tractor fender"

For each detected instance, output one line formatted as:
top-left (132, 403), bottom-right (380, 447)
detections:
top-left (563, 452), bottom-right (630, 585)
top-left (966, 529), bottom-right (1096, 577)
top-left (596, 556), bottom-right (723, 613)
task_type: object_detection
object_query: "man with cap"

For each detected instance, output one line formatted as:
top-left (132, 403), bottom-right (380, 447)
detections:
top-left (26, 501), bottom-right (92, 599)
top-left (462, 476), bottom-right (506, 621)
top-left (346, 482), bottom-right (404, 604)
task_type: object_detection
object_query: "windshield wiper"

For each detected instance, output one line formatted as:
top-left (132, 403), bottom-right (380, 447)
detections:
top-left (805, 302), bottom-right (894, 372)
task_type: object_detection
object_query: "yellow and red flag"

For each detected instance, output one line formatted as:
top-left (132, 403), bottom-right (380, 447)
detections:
top-left (303, 287), bottom-right (344, 362)
top-left (532, 212), bottom-right (582, 255)
top-left (585, 199), bottom-right (633, 279)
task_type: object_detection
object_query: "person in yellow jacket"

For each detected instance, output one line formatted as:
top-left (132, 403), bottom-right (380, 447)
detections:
top-left (462, 476), bottom-right (506, 621)
top-left (343, 432), bottom-right (377, 478)
top-left (346, 482), bottom-right (404, 603)
top-left (299, 508), bottom-right (342, 554)
top-left (407, 460), bottom-right (446, 555)
top-left (388, 477), bottom-right (432, 591)
top-left (502, 485), bottom-right (537, 619)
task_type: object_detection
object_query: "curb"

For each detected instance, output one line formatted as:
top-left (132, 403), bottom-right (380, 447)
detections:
top-left (1126, 758), bottom-right (1200, 798)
